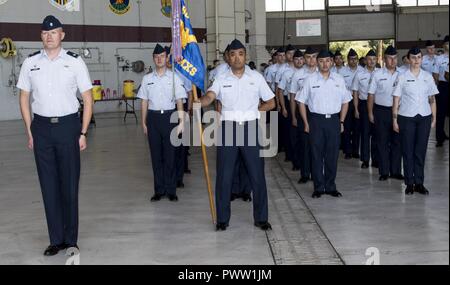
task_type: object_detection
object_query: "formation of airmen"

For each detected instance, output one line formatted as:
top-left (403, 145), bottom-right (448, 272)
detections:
top-left (16, 14), bottom-right (449, 256)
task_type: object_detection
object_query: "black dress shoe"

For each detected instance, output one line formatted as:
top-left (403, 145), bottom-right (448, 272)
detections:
top-left (379, 175), bottom-right (389, 181)
top-left (292, 166), bottom-right (300, 171)
top-left (150, 194), bottom-right (164, 202)
top-left (312, 191), bottom-right (323, 198)
top-left (184, 169), bottom-right (191, 174)
top-left (176, 181), bottom-right (185, 188)
top-left (242, 194), bottom-right (252, 202)
top-left (390, 174), bottom-right (404, 180)
top-left (298, 177), bottom-right (310, 184)
top-left (344, 154), bottom-right (352, 160)
top-left (44, 244), bottom-right (67, 256)
top-left (436, 142), bottom-right (444, 148)
top-left (168, 194), bottom-right (179, 202)
top-left (352, 154), bottom-right (360, 159)
top-left (230, 193), bottom-right (239, 201)
top-left (372, 162), bottom-right (379, 168)
top-left (216, 223), bottom-right (228, 231)
top-left (254, 222), bottom-right (272, 231)
top-left (361, 162), bottom-right (370, 169)
top-left (414, 184), bottom-right (429, 195)
top-left (327, 191), bottom-right (343, 198)
top-left (405, 185), bottom-right (415, 195)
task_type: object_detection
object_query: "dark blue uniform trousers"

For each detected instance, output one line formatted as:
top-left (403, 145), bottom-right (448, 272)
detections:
top-left (359, 100), bottom-right (378, 164)
top-left (176, 102), bottom-right (189, 183)
top-left (309, 113), bottom-right (340, 193)
top-left (216, 121), bottom-right (269, 225)
top-left (290, 104), bottom-right (301, 169)
top-left (232, 153), bottom-right (252, 196)
top-left (374, 105), bottom-right (402, 176)
top-left (342, 100), bottom-right (360, 156)
top-left (297, 113), bottom-right (312, 179)
top-left (147, 110), bottom-right (177, 196)
top-left (31, 113), bottom-right (81, 247)
top-left (398, 115), bottom-right (432, 186)
top-left (436, 82), bottom-right (449, 144)
top-left (279, 96), bottom-right (293, 162)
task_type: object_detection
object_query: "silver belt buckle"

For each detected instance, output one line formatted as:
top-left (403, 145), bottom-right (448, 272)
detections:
top-left (325, 114), bottom-right (331, 119)
top-left (160, 110), bottom-right (164, 114)
top-left (238, 121), bottom-right (244, 126)
top-left (50, 117), bottom-right (59, 124)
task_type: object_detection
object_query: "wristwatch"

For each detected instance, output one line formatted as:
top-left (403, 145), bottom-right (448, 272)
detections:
top-left (80, 132), bottom-right (88, 138)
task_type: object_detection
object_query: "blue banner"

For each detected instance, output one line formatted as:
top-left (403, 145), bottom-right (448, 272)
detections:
top-left (174, 0), bottom-right (206, 91)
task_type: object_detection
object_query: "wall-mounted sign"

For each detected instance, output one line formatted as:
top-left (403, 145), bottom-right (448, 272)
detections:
top-left (161, 0), bottom-right (172, 18)
top-left (296, 19), bottom-right (322, 37)
top-left (109, 0), bottom-right (131, 15)
top-left (49, 0), bottom-right (79, 12)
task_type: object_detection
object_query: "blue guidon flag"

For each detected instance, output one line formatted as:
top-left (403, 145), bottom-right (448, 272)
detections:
top-left (173, 0), bottom-right (206, 91)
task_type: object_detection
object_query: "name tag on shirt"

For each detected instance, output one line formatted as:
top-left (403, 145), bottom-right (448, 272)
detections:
top-left (30, 68), bottom-right (40, 72)
top-left (312, 86), bottom-right (320, 89)
top-left (223, 85), bottom-right (232, 88)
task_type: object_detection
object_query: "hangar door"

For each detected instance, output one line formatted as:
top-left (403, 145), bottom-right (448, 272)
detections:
top-left (329, 12), bottom-right (395, 41)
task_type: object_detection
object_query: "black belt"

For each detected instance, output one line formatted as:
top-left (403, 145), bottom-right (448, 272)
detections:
top-left (148, 109), bottom-right (175, 114)
top-left (33, 113), bottom-right (78, 124)
top-left (309, 112), bottom-right (339, 119)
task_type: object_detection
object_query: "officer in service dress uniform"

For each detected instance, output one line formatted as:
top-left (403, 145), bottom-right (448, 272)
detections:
top-left (296, 50), bottom-right (352, 199)
top-left (197, 39), bottom-right (276, 231)
top-left (138, 44), bottom-right (187, 202)
top-left (17, 15), bottom-right (93, 256)
top-left (393, 47), bottom-right (439, 195)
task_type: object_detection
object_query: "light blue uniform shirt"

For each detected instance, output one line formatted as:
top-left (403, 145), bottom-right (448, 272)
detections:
top-left (209, 66), bottom-right (275, 122)
top-left (137, 70), bottom-right (187, 111)
top-left (433, 54), bottom-right (449, 82)
top-left (288, 66), bottom-right (317, 95)
top-left (296, 71), bottom-right (352, 115)
top-left (337, 65), bottom-right (363, 91)
top-left (17, 48), bottom-right (93, 117)
top-left (368, 67), bottom-right (400, 107)
top-left (421, 54), bottom-right (437, 74)
top-left (392, 69), bottom-right (439, 117)
top-left (352, 67), bottom-right (377, 100)
top-left (278, 66), bottom-right (296, 97)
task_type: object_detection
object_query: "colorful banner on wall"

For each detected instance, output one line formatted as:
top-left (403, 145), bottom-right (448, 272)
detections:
top-left (109, 0), bottom-right (131, 15)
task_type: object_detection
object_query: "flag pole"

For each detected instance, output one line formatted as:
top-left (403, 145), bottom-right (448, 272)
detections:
top-left (192, 85), bottom-right (216, 225)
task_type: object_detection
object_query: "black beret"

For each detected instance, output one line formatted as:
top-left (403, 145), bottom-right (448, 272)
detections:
top-left (366, 50), bottom-right (377, 57)
top-left (348, 49), bottom-right (358, 57)
top-left (286, 44), bottom-right (296, 52)
top-left (42, 15), bottom-right (62, 31)
top-left (334, 50), bottom-right (342, 57)
top-left (229, 39), bottom-right (246, 51)
top-left (425, 40), bottom-right (434, 47)
top-left (294, 49), bottom-right (304, 58)
top-left (225, 44), bottom-right (231, 52)
top-left (304, 46), bottom-right (316, 55)
top-left (444, 35), bottom-right (449, 43)
top-left (317, 50), bottom-right (333, 59)
top-left (153, 44), bottom-right (166, 55)
top-left (384, 45), bottom-right (397, 56)
top-left (164, 45), bottom-right (171, 54)
top-left (408, 47), bottom-right (422, 56)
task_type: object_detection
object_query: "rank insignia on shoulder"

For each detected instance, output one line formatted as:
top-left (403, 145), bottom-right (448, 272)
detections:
top-left (28, 51), bottom-right (40, 58)
top-left (67, 51), bottom-right (79, 58)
